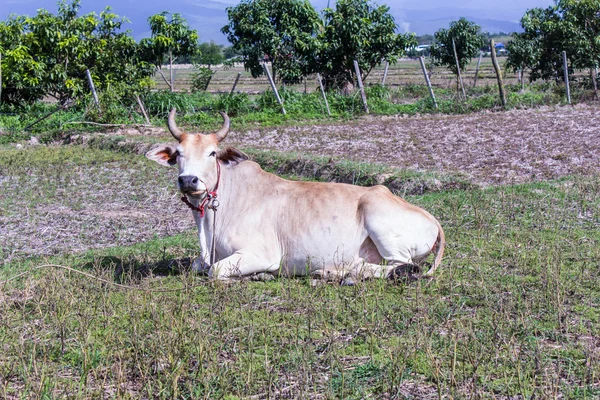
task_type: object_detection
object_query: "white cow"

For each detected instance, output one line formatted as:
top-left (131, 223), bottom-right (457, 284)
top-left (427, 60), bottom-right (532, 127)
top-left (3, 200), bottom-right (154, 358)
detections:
top-left (147, 109), bottom-right (445, 281)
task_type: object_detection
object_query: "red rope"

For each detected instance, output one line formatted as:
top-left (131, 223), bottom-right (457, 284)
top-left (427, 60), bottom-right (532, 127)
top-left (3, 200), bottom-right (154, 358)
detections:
top-left (180, 161), bottom-right (221, 218)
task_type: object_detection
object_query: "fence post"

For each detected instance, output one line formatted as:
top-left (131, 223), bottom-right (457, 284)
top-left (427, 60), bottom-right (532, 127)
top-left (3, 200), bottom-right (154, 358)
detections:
top-left (353, 60), bottom-right (369, 113)
top-left (85, 69), bottom-right (99, 107)
top-left (452, 37), bottom-right (466, 99)
top-left (592, 67), bottom-right (598, 100)
top-left (562, 51), bottom-right (571, 104)
top-left (381, 61), bottom-right (389, 86)
top-left (419, 56), bottom-right (438, 109)
top-left (316, 73), bottom-right (331, 116)
top-left (135, 94), bottom-right (151, 125)
top-left (473, 52), bottom-right (482, 87)
top-left (0, 53), bottom-right (2, 105)
top-left (204, 71), bottom-right (214, 92)
top-left (490, 39), bottom-right (507, 108)
top-left (262, 62), bottom-right (286, 115)
top-left (230, 72), bottom-right (242, 95)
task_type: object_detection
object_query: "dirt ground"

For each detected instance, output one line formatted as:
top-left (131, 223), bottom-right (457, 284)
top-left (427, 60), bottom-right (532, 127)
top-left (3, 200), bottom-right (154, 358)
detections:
top-left (225, 103), bottom-right (600, 186)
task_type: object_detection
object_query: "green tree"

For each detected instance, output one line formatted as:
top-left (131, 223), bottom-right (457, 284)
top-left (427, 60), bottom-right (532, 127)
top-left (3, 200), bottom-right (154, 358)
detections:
top-left (511, 6), bottom-right (566, 82)
top-left (0, 0), bottom-right (152, 106)
top-left (559, 0), bottom-right (600, 95)
top-left (195, 41), bottom-right (225, 67)
top-left (430, 18), bottom-right (485, 82)
top-left (140, 12), bottom-right (199, 92)
top-left (223, 45), bottom-right (240, 60)
top-left (318, 0), bottom-right (416, 89)
top-left (221, 0), bottom-right (321, 84)
top-left (505, 34), bottom-right (538, 77)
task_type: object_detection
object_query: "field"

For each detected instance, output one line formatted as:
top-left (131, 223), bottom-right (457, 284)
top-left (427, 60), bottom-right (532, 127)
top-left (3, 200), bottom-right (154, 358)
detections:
top-left (1, 103), bottom-right (600, 398)
top-left (156, 57), bottom-right (526, 94)
top-left (156, 56), bottom-right (594, 95)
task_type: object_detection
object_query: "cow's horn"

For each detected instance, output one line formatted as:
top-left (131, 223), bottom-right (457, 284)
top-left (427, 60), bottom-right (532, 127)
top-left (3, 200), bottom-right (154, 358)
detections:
top-left (214, 112), bottom-right (230, 142)
top-left (168, 108), bottom-right (183, 141)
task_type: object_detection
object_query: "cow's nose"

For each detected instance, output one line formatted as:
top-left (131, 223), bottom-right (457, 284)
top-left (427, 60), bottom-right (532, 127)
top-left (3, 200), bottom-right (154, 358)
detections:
top-left (178, 175), bottom-right (199, 191)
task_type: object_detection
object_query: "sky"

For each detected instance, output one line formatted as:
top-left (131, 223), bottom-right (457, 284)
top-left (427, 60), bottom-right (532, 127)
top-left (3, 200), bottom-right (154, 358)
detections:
top-left (1, 0), bottom-right (556, 44)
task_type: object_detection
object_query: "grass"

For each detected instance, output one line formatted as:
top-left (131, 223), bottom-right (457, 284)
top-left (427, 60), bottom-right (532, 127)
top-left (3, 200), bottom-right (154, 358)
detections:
top-left (1, 143), bottom-right (600, 398)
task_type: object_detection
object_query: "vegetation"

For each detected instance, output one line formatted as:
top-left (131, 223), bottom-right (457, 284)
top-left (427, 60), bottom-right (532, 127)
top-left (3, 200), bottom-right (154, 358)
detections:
top-left (1, 143), bottom-right (599, 398)
top-left (318, 0), bottom-right (416, 90)
top-left (222, 0), bottom-right (416, 89)
top-left (221, 0), bottom-right (321, 84)
top-left (508, 0), bottom-right (600, 84)
top-left (430, 18), bottom-right (485, 87)
top-left (0, 0), bottom-right (153, 106)
top-left (139, 12), bottom-right (199, 92)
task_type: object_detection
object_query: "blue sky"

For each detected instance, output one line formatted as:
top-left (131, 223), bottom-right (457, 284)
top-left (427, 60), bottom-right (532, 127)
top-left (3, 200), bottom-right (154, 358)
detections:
top-left (1, 0), bottom-right (556, 43)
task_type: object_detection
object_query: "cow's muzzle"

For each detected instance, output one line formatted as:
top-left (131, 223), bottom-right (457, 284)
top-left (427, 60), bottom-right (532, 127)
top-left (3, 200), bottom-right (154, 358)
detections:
top-left (178, 175), bottom-right (201, 194)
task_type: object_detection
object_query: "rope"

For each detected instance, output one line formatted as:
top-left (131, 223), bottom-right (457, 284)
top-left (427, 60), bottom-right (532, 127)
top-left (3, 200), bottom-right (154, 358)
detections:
top-left (0, 264), bottom-right (206, 293)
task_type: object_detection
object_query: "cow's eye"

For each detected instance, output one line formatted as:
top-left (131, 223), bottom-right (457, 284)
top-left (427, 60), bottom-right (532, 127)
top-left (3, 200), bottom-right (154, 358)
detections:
top-left (209, 151), bottom-right (216, 157)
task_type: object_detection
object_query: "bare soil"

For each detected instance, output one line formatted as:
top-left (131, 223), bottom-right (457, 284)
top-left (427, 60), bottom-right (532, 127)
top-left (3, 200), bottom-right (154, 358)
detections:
top-left (225, 103), bottom-right (600, 186)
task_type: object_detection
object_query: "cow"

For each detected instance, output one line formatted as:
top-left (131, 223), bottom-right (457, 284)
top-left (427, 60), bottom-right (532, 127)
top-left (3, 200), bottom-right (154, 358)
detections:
top-left (146, 109), bottom-right (445, 282)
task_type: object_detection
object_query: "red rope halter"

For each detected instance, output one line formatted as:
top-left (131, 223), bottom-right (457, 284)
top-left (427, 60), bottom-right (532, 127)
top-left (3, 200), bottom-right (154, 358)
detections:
top-left (180, 161), bottom-right (221, 218)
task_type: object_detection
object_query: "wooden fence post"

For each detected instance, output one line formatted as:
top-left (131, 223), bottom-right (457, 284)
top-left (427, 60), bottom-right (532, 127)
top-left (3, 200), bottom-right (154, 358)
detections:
top-left (452, 37), bottom-right (466, 99)
top-left (204, 71), bottom-right (214, 92)
top-left (353, 60), bottom-right (369, 113)
top-left (230, 72), bottom-right (242, 95)
top-left (419, 56), bottom-right (438, 109)
top-left (262, 62), bottom-right (286, 115)
top-left (135, 94), bottom-right (151, 125)
top-left (490, 40), bottom-right (507, 108)
top-left (473, 52), bottom-right (482, 87)
top-left (562, 51), bottom-right (571, 104)
top-left (591, 67), bottom-right (598, 100)
top-left (85, 69), bottom-right (99, 107)
top-left (381, 61), bottom-right (389, 86)
top-left (169, 50), bottom-right (174, 92)
top-left (316, 73), bottom-right (331, 116)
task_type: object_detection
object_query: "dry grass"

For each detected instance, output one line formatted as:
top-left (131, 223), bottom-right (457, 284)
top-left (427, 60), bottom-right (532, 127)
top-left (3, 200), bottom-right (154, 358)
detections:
top-left (226, 103), bottom-right (600, 186)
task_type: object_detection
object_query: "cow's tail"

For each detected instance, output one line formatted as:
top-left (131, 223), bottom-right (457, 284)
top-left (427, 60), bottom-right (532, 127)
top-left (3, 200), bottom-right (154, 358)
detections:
top-left (423, 220), bottom-right (445, 277)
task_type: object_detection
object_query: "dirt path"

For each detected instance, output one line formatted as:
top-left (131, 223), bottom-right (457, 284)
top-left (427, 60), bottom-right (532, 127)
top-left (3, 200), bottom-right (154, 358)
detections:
top-left (227, 103), bottom-right (600, 186)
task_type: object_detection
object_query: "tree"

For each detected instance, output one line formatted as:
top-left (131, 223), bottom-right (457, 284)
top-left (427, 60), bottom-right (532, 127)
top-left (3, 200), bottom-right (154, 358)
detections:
top-left (223, 45), bottom-right (240, 60)
top-left (510, 6), bottom-right (567, 82)
top-left (221, 0), bottom-right (321, 84)
top-left (430, 18), bottom-right (485, 84)
top-left (195, 41), bottom-right (225, 67)
top-left (0, 0), bottom-right (153, 106)
top-left (140, 12), bottom-right (199, 92)
top-left (559, 0), bottom-right (600, 96)
top-left (505, 34), bottom-right (538, 78)
top-left (507, 1), bottom-right (600, 95)
top-left (318, 0), bottom-right (416, 89)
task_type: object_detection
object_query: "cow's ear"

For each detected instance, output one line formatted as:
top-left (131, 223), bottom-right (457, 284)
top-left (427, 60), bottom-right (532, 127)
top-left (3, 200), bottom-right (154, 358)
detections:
top-left (217, 147), bottom-right (248, 165)
top-left (146, 144), bottom-right (178, 167)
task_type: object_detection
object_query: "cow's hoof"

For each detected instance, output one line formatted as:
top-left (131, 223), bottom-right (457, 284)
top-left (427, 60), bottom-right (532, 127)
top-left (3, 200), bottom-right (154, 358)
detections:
top-left (389, 263), bottom-right (421, 282)
top-left (191, 257), bottom-right (210, 275)
top-left (340, 277), bottom-right (356, 286)
top-left (250, 272), bottom-right (275, 282)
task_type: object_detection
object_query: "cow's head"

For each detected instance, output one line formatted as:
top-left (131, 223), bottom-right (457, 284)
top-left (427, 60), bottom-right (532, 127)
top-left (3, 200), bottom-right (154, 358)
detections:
top-left (146, 108), bottom-right (247, 198)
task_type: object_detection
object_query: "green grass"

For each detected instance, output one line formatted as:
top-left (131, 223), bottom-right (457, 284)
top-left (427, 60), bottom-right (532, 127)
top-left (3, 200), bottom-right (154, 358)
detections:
top-left (1, 144), bottom-right (600, 398)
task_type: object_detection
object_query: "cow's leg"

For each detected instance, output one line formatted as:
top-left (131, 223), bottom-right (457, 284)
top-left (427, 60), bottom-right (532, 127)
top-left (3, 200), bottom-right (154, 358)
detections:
top-left (349, 260), bottom-right (397, 280)
top-left (208, 252), bottom-right (275, 280)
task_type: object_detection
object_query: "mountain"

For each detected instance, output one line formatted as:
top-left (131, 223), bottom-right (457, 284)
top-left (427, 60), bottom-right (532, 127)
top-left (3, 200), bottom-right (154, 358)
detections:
top-left (0, 0), bottom-right (533, 44)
